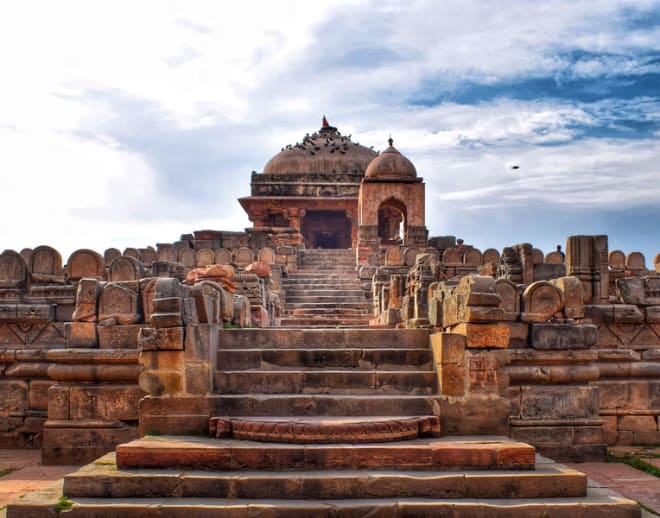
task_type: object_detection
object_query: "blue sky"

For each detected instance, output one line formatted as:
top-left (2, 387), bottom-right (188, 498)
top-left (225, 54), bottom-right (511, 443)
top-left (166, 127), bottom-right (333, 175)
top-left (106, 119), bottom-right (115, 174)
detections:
top-left (1, 0), bottom-right (659, 265)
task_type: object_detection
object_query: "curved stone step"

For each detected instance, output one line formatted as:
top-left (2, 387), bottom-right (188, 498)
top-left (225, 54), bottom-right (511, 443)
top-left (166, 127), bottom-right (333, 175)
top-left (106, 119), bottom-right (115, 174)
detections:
top-left (209, 415), bottom-right (440, 443)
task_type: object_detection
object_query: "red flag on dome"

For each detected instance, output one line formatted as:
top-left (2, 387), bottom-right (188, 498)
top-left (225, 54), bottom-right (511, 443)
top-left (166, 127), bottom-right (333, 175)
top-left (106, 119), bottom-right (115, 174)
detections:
top-left (322, 115), bottom-right (329, 127)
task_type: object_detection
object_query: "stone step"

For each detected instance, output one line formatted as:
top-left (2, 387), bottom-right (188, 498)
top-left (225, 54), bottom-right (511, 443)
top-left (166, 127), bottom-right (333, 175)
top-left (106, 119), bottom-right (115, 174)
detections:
top-left (209, 415), bottom-right (441, 443)
top-left (283, 302), bottom-right (373, 311)
top-left (218, 348), bottom-right (433, 370)
top-left (289, 308), bottom-right (367, 315)
top-left (286, 271), bottom-right (357, 277)
top-left (213, 370), bottom-right (437, 395)
top-left (8, 486), bottom-right (641, 518)
top-left (285, 295), bottom-right (369, 303)
top-left (277, 318), bottom-right (374, 328)
top-left (115, 436), bottom-right (536, 471)
top-left (61, 452), bottom-right (588, 501)
top-left (217, 328), bottom-right (429, 349)
top-left (284, 289), bottom-right (367, 297)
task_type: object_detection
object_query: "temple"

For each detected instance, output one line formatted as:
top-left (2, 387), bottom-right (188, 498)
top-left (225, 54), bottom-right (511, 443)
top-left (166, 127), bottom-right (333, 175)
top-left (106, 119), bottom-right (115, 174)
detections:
top-left (3, 118), bottom-right (657, 516)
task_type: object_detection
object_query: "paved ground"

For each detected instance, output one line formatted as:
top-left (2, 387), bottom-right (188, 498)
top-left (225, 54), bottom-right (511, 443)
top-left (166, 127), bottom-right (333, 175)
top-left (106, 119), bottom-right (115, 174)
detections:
top-left (1, 447), bottom-right (660, 517)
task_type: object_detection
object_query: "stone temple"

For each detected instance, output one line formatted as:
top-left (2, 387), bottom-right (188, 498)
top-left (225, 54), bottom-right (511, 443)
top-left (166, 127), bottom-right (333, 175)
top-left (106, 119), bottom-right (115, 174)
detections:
top-left (3, 118), bottom-right (657, 515)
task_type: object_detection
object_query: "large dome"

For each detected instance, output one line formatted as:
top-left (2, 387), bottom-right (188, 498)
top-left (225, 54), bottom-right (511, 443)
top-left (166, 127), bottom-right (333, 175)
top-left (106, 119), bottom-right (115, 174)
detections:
top-left (263, 122), bottom-right (378, 175)
top-left (364, 138), bottom-right (417, 180)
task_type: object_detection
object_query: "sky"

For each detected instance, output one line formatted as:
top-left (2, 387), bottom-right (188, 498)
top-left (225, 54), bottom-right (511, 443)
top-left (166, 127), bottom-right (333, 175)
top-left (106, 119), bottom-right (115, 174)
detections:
top-left (1, 0), bottom-right (659, 265)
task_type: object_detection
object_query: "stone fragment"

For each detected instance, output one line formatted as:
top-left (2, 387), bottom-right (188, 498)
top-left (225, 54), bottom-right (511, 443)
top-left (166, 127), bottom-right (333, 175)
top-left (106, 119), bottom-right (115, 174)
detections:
top-left (551, 276), bottom-right (584, 319)
top-left (520, 386), bottom-right (599, 420)
top-left (108, 256), bottom-right (146, 282)
top-left (245, 261), bottom-right (272, 278)
top-left (384, 246), bottom-right (403, 266)
top-left (139, 326), bottom-right (184, 351)
top-left (442, 275), bottom-right (503, 327)
top-left (449, 323), bottom-right (510, 348)
top-left (442, 247), bottom-right (460, 265)
top-left (195, 248), bottom-right (215, 267)
top-left (98, 324), bottom-right (142, 348)
top-left (191, 281), bottom-right (223, 324)
top-left (0, 380), bottom-right (29, 413)
top-left (529, 323), bottom-right (597, 349)
top-left (609, 250), bottom-right (625, 269)
top-left (104, 248), bottom-right (121, 266)
top-left (98, 282), bottom-right (141, 324)
top-left (65, 321), bottom-right (98, 347)
top-left (0, 250), bottom-right (28, 288)
top-left (463, 248), bottom-right (481, 266)
top-left (521, 281), bottom-right (564, 323)
top-left (141, 247), bottom-right (157, 266)
top-left (235, 247), bottom-right (254, 266)
top-left (30, 245), bottom-right (65, 284)
top-left (545, 251), bottom-right (564, 264)
top-left (215, 248), bottom-right (232, 264)
top-left (482, 248), bottom-right (500, 265)
top-left (233, 294), bottom-right (251, 327)
top-left (626, 251), bottom-right (646, 270)
top-left (495, 278), bottom-right (520, 320)
top-left (257, 247), bottom-right (275, 265)
top-left (66, 249), bottom-right (104, 281)
top-left (178, 248), bottom-right (196, 270)
top-left (72, 278), bottom-right (102, 322)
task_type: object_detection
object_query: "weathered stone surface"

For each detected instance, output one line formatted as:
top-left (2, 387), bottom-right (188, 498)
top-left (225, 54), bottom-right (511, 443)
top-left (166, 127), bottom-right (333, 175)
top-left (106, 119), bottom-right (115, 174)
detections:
top-left (450, 323), bottom-right (510, 348)
top-left (232, 294), bottom-right (251, 327)
top-left (195, 248), bottom-right (215, 267)
top-left (520, 386), bottom-right (599, 420)
top-left (430, 332), bottom-right (466, 364)
top-left (66, 249), bottom-right (104, 281)
top-left (0, 380), bottom-right (29, 413)
top-left (626, 251), bottom-right (646, 270)
top-left (72, 278), bottom-right (102, 322)
top-left (385, 246), bottom-right (403, 266)
top-left (108, 256), bottom-right (145, 282)
top-left (30, 245), bottom-right (65, 284)
top-left (495, 278), bottom-right (520, 320)
top-left (214, 248), bottom-right (232, 264)
top-left (235, 246), bottom-right (254, 266)
top-left (65, 321), bottom-right (98, 347)
top-left (139, 326), bottom-right (184, 351)
top-left (98, 282), bottom-right (141, 324)
top-left (138, 369), bottom-right (184, 396)
top-left (69, 385), bottom-right (145, 420)
top-left (521, 281), bottom-right (564, 322)
top-left (0, 249), bottom-right (28, 288)
top-left (28, 379), bottom-right (54, 410)
top-left (0, 304), bottom-right (54, 323)
top-left (47, 364), bottom-right (141, 382)
top-left (98, 324), bottom-right (142, 348)
top-left (529, 323), bottom-right (597, 349)
top-left (552, 276), bottom-right (585, 319)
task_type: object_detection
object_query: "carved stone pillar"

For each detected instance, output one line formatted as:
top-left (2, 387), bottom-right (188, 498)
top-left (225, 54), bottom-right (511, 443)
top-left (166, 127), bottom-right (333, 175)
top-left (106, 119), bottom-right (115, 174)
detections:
top-left (284, 208), bottom-right (305, 230)
top-left (247, 208), bottom-right (267, 228)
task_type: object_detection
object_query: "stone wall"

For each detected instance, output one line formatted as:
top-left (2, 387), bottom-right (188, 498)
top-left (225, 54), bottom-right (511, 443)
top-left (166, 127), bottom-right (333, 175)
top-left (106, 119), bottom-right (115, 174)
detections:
top-left (368, 235), bottom-right (660, 459)
top-left (0, 235), bottom-right (282, 462)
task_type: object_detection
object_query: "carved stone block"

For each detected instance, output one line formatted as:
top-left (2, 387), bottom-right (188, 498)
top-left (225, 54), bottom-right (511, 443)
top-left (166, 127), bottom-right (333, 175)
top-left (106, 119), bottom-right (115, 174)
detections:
top-left (450, 323), bottom-right (510, 349)
top-left (98, 282), bottom-right (141, 324)
top-left (0, 250), bottom-right (28, 289)
top-left (108, 256), bottom-right (146, 282)
top-left (521, 281), bottom-right (564, 323)
top-left (65, 322), bottom-right (98, 348)
top-left (72, 278), bottom-right (102, 322)
top-left (139, 327), bottom-right (184, 351)
top-left (530, 324), bottom-right (597, 350)
top-left (30, 246), bottom-right (65, 284)
top-left (66, 249), bottom-right (105, 281)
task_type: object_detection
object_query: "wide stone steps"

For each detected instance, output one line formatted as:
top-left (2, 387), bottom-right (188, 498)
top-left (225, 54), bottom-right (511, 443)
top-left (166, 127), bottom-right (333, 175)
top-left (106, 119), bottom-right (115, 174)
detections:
top-left (115, 436), bottom-right (536, 471)
top-left (284, 288), bottom-right (367, 297)
top-left (283, 301), bottom-right (372, 311)
top-left (62, 453), bottom-right (586, 500)
top-left (214, 370), bottom-right (437, 395)
top-left (285, 294), bottom-right (369, 303)
top-left (218, 348), bottom-right (432, 370)
top-left (217, 328), bottom-right (429, 349)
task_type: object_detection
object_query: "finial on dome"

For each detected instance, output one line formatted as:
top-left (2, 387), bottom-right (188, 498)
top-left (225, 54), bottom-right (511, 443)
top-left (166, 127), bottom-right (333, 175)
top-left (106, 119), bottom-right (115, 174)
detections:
top-left (322, 115), bottom-right (329, 127)
top-left (388, 134), bottom-right (393, 147)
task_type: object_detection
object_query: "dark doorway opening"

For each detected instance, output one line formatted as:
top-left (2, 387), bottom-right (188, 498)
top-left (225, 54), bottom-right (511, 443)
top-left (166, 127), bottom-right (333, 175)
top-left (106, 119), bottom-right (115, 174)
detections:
top-left (301, 210), bottom-right (351, 249)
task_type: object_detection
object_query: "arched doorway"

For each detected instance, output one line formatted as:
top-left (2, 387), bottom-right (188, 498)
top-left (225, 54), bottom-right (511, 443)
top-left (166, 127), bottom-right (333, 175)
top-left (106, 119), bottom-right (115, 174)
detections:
top-left (378, 198), bottom-right (407, 245)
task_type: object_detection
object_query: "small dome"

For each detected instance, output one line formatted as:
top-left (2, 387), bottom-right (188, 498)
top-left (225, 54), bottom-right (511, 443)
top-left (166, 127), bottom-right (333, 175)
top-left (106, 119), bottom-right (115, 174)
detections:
top-left (364, 138), bottom-right (417, 180)
top-left (263, 121), bottom-right (378, 175)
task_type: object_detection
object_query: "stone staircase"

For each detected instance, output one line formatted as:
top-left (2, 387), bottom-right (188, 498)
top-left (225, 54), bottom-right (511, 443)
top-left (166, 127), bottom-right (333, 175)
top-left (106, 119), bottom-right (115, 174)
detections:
top-left (280, 248), bottom-right (372, 328)
top-left (8, 327), bottom-right (641, 516)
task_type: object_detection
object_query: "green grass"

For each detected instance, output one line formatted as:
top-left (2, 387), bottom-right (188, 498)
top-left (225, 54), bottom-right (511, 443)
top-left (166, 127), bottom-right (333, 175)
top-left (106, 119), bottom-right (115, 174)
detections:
top-left (54, 495), bottom-right (73, 514)
top-left (0, 468), bottom-right (12, 477)
top-left (607, 451), bottom-right (660, 478)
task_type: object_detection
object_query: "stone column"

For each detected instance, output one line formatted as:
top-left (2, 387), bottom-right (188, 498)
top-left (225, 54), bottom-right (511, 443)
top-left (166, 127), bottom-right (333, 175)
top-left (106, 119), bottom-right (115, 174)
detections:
top-left (284, 208), bottom-right (305, 230)
top-left (247, 208), bottom-right (267, 228)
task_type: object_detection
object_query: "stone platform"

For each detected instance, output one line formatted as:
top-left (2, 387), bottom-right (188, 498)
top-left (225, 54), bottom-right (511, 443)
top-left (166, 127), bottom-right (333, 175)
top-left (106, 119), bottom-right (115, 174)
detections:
top-left (6, 440), bottom-right (641, 517)
top-left (210, 415), bottom-right (441, 443)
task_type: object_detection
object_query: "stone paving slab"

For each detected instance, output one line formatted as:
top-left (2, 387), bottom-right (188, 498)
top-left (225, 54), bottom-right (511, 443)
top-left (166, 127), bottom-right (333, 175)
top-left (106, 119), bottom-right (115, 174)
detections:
top-left (568, 462), bottom-right (660, 517)
top-left (0, 450), bottom-right (81, 517)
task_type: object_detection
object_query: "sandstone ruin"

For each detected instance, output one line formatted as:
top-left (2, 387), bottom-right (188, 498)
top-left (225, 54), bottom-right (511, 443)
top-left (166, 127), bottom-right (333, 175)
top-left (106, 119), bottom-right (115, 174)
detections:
top-left (3, 119), bottom-right (653, 515)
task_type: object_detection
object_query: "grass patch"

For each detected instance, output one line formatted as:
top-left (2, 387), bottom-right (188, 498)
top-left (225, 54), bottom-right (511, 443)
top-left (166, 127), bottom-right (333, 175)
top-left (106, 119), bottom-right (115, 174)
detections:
top-left (54, 495), bottom-right (73, 514)
top-left (608, 451), bottom-right (660, 478)
top-left (0, 468), bottom-right (12, 477)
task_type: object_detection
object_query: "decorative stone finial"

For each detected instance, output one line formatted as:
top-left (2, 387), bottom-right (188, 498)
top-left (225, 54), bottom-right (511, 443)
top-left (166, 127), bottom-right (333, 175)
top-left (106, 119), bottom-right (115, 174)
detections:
top-left (322, 115), bottom-right (329, 127)
top-left (388, 135), bottom-right (393, 147)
